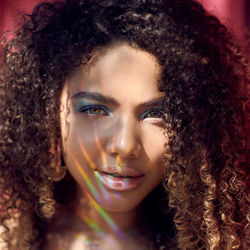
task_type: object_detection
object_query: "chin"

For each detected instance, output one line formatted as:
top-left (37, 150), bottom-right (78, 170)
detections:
top-left (95, 190), bottom-right (145, 213)
top-left (100, 200), bottom-right (140, 213)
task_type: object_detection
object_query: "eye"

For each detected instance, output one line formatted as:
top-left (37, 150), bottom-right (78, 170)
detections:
top-left (78, 105), bottom-right (110, 116)
top-left (141, 108), bottom-right (164, 120)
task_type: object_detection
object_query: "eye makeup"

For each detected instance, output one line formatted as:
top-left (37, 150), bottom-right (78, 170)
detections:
top-left (78, 104), bottom-right (111, 116)
top-left (141, 108), bottom-right (164, 120)
top-left (73, 99), bottom-right (112, 116)
top-left (72, 94), bottom-right (165, 121)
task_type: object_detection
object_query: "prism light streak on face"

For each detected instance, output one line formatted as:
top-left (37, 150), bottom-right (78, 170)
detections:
top-left (60, 44), bottom-right (167, 234)
top-left (71, 148), bottom-right (121, 237)
top-left (147, 159), bottom-right (156, 170)
top-left (78, 126), bottom-right (111, 202)
top-left (71, 150), bottom-right (121, 236)
top-left (95, 169), bottom-right (112, 202)
top-left (84, 191), bottom-right (124, 239)
top-left (77, 137), bottom-right (111, 201)
top-left (96, 173), bottom-right (131, 189)
top-left (75, 208), bottom-right (105, 237)
top-left (72, 152), bottom-right (119, 236)
top-left (76, 101), bottom-right (128, 193)
top-left (78, 137), bottom-right (97, 170)
top-left (92, 120), bottom-right (107, 170)
top-left (71, 153), bottom-right (100, 203)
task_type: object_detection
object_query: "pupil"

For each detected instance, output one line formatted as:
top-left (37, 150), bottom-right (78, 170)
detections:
top-left (148, 111), bottom-right (158, 117)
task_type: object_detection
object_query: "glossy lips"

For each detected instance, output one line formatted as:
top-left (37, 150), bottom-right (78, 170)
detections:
top-left (95, 166), bottom-right (145, 191)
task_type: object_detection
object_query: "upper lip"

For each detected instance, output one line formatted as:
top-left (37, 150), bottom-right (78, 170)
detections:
top-left (97, 165), bottom-right (144, 177)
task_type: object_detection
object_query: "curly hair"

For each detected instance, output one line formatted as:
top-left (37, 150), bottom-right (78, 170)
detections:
top-left (0, 0), bottom-right (249, 249)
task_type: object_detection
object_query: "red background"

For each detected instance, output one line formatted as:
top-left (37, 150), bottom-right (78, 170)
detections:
top-left (1, 0), bottom-right (249, 39)
top-left (0, 0), bottom-right (249, 56)
top-left (0, 0), bottom-right (45, 40)
top-left (1, 0), bottom-right (249, 40)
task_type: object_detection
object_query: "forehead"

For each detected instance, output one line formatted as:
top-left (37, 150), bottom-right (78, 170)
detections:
top-left (66, 45), bottom-right (163, 102)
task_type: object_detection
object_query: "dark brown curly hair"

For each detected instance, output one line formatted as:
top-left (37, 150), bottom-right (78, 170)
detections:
top-left (0, 0), bottom-right (249, 249)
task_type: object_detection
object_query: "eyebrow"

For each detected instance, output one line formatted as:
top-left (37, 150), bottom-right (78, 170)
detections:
top-left (71, 91), bottom-right (164, 107)
top-left (71, 91), bottom-right (117, 105)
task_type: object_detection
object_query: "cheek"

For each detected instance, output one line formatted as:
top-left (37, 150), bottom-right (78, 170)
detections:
top-left (62, 117), bottom-right (111, 180)
top-left (142, 125), bottom-right (166, 164)
top-left (64, 122), bottom-right (97, 164)
top-left (61, 124), bottom-right (100, 198)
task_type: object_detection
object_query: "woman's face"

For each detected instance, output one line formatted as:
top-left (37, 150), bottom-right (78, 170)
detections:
top-left (60, 44), bottom-right (167, 212)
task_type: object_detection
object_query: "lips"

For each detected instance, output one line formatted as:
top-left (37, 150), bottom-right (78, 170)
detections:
top-left (95, 166), bottom-right (145, 191)
top-left (98, 166), bottom-right (144, 177)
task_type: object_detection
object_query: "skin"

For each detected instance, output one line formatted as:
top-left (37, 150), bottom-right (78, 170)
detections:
top-left (59, 44), bottom-right (168, 248)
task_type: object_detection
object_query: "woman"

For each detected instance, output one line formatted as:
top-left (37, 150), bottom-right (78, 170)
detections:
top-left (0, 0), bottom-right (249, 249)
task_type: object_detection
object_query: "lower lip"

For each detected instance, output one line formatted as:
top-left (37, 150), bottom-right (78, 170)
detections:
top-left (95, 171), bottom-right (144, 191)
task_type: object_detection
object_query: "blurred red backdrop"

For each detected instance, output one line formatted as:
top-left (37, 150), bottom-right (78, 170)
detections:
top-left (0, 0), bottom-right (43, 40)
top-left (0, 0), bottom-right (249, 43)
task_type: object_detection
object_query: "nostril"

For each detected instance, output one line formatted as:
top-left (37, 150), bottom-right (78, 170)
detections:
top-left (104, 116), bottom-right (142, 158)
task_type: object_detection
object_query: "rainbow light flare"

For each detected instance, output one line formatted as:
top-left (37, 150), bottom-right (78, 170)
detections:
top-left (147, 159), bottom-right (155, 169)
top-left (109, 128), bottom-right (125, 175)
top-left (78, 138), bottom-right (96, 170)
top-left (92, 120), bottom-right (107, 170)
top-left (84, 120), bottom-right (110, 202)
top-left (70, 149), bottom-right (124, 241)
top-left (75, 207), bottom-right (105, 238)
top-left (72, 137), bottom-right (123, 238)
top-left (116, 154), bottom-right (123, 167)
top-left (71, 153), bottom-right (100, 203)
top-left (84, 191), bottom-right (125, 239)
top-left (95, 170), bottom-right (111, 202)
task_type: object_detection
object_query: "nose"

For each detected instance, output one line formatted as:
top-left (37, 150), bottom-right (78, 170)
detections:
top-left (105, 115), bottom-right (142, 159)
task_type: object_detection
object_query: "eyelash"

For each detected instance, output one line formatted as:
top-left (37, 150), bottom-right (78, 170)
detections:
top-left (78, 105), bottom-right (164, 120)
top-left (78, 105), bottom-right (111, 116)
top-left (141, 108), bottom-right (164, 120)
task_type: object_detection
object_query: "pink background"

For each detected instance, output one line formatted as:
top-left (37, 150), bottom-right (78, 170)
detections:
top-left (0, 0), bottom-right (45, 40)
top-left (0, 0), bottom-right (249, 60)
top-left (1, 0), bottom-right (249, 40)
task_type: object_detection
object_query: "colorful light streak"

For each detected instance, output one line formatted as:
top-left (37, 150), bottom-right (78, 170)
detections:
top-left (83, 121), bottom-right (111, 201)
top-left (70, 146), bottom-right (124, 241)
top-left (71, 153), bottom-right (100, 203)
top-left (78, 138), bottom-right (96, 170)
top-left (95, 170), bottom-right (111, 202)
top-left (69, 102), bottom-right (125, 240)
top-left (116, 155), bottom-right (123, 168)
top-left (147, 159), bottom-right (155, 169)
top-left (76, 207), bottom-right (105, 238)
top-left (109, 127), bottom-right (125, 174)
top-left (92, 120), bottom-right (107, 170)
top-left (84, 191), bottom-right (125, 239)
